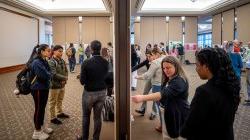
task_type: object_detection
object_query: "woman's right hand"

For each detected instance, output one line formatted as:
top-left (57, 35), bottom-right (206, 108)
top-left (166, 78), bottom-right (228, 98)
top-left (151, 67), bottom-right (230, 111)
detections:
top-left (131, 95), bottom-right (144, 103)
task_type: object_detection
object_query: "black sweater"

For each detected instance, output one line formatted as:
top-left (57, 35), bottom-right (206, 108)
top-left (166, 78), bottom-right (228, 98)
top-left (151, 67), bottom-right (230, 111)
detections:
top-left (132, 59), bottom-right (150, 72)
top-left (181, 78), bottom-right (237, 140)
top-left (80, 55), bottom-right (109, 91)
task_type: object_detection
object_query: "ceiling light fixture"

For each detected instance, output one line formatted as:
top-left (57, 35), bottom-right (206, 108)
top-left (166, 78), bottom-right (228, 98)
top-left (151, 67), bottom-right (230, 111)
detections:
top-left (190, 0), bottom-right (198, 2)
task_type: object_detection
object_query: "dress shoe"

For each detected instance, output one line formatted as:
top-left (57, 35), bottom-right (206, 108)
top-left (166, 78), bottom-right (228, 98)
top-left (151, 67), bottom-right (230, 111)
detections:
top-left (50, 118), bottom-right (62, 125)
top-left (135, 109), bottom-right (145, 116)
top-left (149, 114), bottom-right (156, 120)
top-left (57, 113), bottom-right (70, 119)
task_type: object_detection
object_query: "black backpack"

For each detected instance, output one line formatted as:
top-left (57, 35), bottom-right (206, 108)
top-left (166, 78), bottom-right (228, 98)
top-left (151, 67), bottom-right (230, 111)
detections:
top-left (15, 66), bottom-right (36, 95)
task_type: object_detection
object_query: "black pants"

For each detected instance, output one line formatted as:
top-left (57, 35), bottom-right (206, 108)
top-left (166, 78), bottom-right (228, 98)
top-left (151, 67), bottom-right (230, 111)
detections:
top-left (31, 89), bottom-right (49, 130)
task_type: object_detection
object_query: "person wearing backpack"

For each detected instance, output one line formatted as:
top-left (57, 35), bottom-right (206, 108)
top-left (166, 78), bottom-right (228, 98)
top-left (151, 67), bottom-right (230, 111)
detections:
top-left (14, 45), bottom-right (40, 95)
top-left (67, 43), bottom-right (76, 73)
top-left (30, 44), bottom-right (52, 140)
top-left (48, 45), bottom-right (69, 125)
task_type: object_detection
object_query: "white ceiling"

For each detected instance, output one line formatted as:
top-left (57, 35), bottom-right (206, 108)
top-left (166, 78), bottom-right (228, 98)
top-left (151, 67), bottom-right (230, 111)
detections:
top-left (136, 0), bottom-right (239, 15)
top-left (20, 0), bottom-right (106, 11)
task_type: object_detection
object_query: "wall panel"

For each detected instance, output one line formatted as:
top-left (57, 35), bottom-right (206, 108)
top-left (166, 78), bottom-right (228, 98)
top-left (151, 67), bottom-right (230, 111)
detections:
top-left (222, 9), bottom-right (234, 42)
top-left (185, 17), bottom-right (198, 43)
top-left (169, 17), bottom-right (182, 41)
top-left (82, 17), bottom-right (96, 45)
top-left (65, 17), bottom-right (79, 44)
top-left (52, 17), bottom-right (66, 45)
top-left (212, 14), bottom-right (222, 45)
top-left (153, 17), bottom-right (167, 45)
top-left (134, 22), bottom-right (140, 45)
top-left (0, 9), bottom-right (38, 68)
top-left (140, 17), bottom-right (154, 53)
top-left (237, 4), bottom-right (250, 44)
top-left (96, 17), bottom-right (110, 47)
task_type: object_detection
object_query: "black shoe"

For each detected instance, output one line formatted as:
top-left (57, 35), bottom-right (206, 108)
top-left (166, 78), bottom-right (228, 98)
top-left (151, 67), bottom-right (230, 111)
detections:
top-left (57, 113), bottom-right (70, 119)
top-left (51, 118), bottom-right (62, 125)
top-left (131, 87), bottom-right (136, 91)
top-left (149, 114), bottom-right (156, 120)
top-left (245, 99), bottom-right (250, 103)
top-left (135, 109), bottom-right (145, 116)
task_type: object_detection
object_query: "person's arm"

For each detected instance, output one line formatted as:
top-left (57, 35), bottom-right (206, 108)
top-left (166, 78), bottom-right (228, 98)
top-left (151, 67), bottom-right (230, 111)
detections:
top-left (48, 60), bottom-right (67, 81)
top-left (138, 62), bottom-right (158, 80)
top-left (132, 92), bottom-right (161, 103)
top-left (132, 59), bottom-right (148, 72)
top-left (238, 54), bottom-right (243, 69)
top-left (80, 61), bottom-right (88, 85)
top-left (33, 61), bottom-right (51, 81)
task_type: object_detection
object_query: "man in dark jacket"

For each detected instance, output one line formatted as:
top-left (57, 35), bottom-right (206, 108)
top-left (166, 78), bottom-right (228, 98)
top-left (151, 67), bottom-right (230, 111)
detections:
top-left (80, 40), bottom-right (109, 140)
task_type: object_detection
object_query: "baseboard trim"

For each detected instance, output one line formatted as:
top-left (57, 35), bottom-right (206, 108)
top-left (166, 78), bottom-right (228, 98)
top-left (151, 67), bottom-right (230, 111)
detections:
top-left (0, 64), bottom-right (25, 74)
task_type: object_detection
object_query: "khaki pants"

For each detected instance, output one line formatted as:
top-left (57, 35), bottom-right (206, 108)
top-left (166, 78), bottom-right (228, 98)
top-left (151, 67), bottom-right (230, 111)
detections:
top-left (49, 88), bottom-right (65, 119)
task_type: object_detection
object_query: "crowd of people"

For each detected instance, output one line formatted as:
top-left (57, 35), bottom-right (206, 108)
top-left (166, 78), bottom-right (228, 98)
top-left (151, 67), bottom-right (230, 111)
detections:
top-left (14, 38), bottom-right (250, 140)
top-left (15, 41), bottom-right (113, 140)
top-left (131, 40), bottom-right (250, 140)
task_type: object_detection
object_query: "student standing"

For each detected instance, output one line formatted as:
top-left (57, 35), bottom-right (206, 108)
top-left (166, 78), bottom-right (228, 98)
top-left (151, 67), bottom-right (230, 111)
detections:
top-left (80, 40), bottom-right (109, 140)
top-left (30, 44), bottom-right (52, 140)
top-left (181, 48), bottom-right (240, 140)
top-left (48, 45), bottom-right (69, 125)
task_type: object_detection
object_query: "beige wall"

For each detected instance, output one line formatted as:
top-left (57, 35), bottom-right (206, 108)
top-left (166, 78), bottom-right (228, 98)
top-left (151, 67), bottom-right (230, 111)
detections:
top-left (185, 17), bottom-right (198, 43)
top-left (82, 17), bottom-right (111, 46)
top-left (96, 17), bottom-right (111, 47)
top-left (166, 22), bottom-right (169, 44)
top-left (222, 9), bottom-right (234, 42)
top-left (53, 17), bottom-right (79, 45)
top-left (110, 21), bottom-right (114, 44)
top-left (139, 16), bottom-right (168, 53)
top-left (140, 17), bottom-right (154, 53)
top-left (212, 14), bottom-right (222, 45)
top-left (65, 17), bottom-right (79, 44)
top-left (153, 17), bottom-right (167, 45)
top-left (82, 17), bottom-right (96, 45)
top-left (53, 17), bottom-right (66, 45)
top-left (237, 4), bottom-right (250, 45)
top-left (134, 22), bottom-right (140, 45)
top-left (169, 17), bottom-right (182, 41)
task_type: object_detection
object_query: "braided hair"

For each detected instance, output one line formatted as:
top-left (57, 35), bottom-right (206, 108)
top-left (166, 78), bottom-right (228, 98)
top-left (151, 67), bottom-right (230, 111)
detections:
top-left (196, 48), bottom-right (240, 114)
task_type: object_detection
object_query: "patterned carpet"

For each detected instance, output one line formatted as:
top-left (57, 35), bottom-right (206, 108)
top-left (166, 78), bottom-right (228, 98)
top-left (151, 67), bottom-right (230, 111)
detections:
top-left (0, 64), bottom-right (250, 140)
top-left (0, 65), bottom-right (114, 140)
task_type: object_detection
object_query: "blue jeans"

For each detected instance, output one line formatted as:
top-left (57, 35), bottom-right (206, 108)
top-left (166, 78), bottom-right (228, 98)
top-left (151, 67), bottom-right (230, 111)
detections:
top-left (79, 55), bottom-right (84, 65)
top-left (152, 85), bottom-right (162, 124)
top-left (82, 89), bottom-right (106, 140)
top-left (151, 85), bottom-right (161, 115)
top-left (68, 58), bottom-right (76, 72)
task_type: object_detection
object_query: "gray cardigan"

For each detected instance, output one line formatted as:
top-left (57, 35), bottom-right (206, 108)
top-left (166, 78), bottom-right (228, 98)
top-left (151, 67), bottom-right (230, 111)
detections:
top-left (139, 56), bottom-right (165, 86)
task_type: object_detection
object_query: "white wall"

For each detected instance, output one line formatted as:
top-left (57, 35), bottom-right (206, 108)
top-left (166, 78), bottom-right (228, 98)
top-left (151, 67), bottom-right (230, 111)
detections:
top-left (0, 4), bottom-right (39, 68)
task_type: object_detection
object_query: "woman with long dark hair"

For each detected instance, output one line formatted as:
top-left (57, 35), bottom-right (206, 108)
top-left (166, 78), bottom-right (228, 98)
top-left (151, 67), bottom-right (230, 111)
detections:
top-left (181, 48), bottom-right (240, 140)
top-left (30, 44), bottom-right (52, 140)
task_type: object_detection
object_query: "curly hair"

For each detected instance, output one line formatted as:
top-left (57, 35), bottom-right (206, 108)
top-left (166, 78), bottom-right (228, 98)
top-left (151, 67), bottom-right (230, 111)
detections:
top-left (196, 47), bottom-right (240, 113)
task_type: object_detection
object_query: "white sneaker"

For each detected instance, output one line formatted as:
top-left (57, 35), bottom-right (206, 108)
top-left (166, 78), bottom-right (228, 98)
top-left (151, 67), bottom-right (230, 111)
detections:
top-left (43, 127), bottom-right (53, 134)
top-left (131, 115), bottom-right (134, 122)
top-left (32, 130), bottom-right (49, 140)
